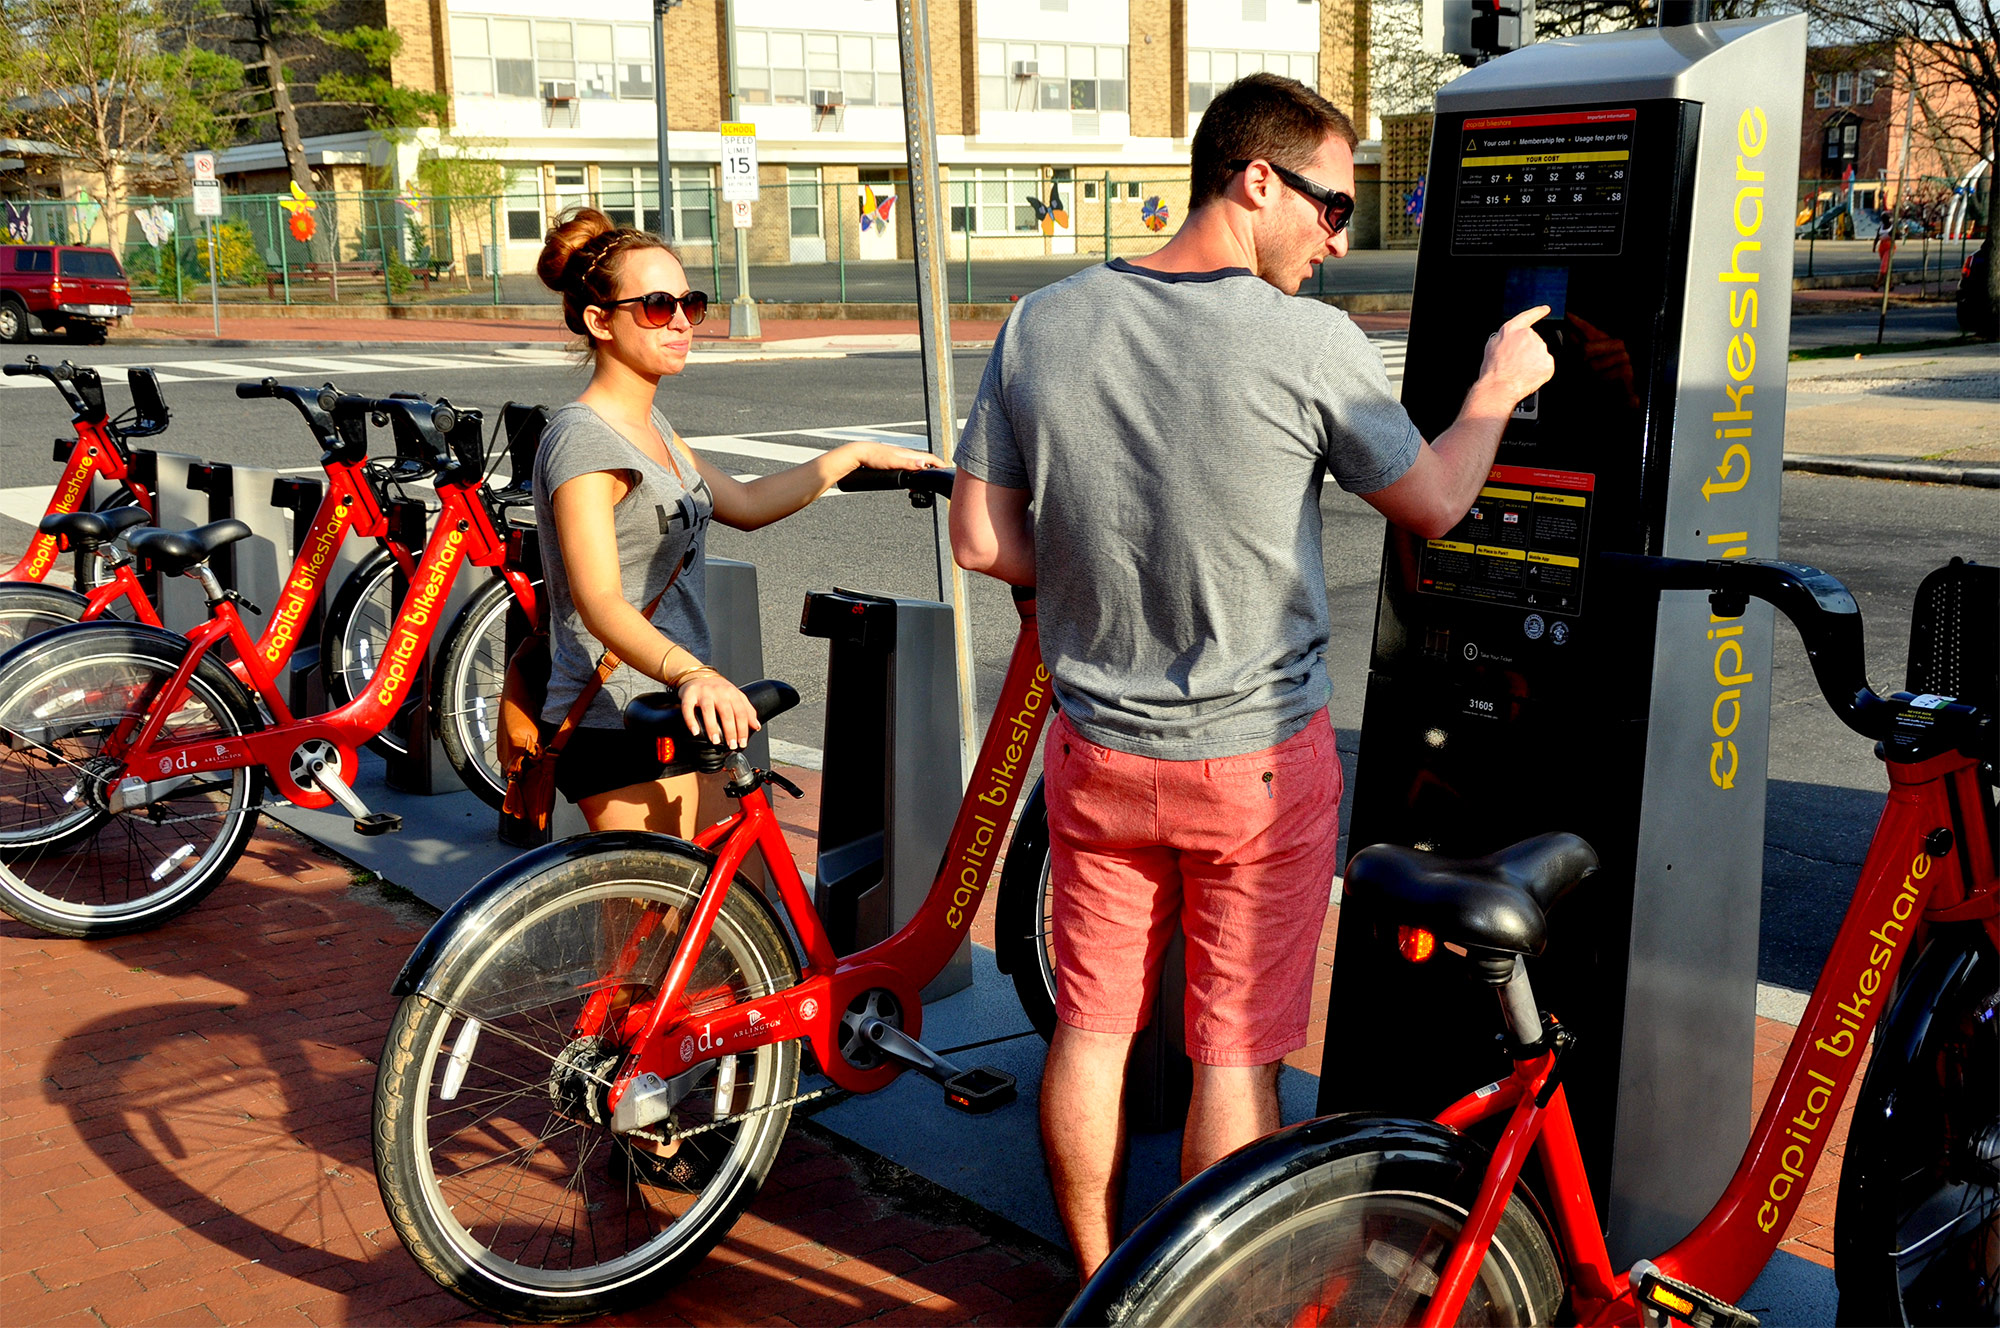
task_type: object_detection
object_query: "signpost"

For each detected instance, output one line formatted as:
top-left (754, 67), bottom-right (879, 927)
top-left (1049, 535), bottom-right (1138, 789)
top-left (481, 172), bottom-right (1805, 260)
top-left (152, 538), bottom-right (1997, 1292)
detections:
top-left (720, 122), bottom-right (760, 338)
top-left (191, 153), bottom-right (222, 339)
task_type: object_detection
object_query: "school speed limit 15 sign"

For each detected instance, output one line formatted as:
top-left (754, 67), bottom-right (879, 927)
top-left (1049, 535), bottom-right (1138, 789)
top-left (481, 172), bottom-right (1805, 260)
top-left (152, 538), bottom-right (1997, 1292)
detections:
top-left (720, 123), bottom-right (759, 202)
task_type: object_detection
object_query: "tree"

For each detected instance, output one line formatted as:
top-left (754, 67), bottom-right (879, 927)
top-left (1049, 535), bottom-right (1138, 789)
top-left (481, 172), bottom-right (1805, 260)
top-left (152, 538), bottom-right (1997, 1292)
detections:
top-left (1802, 0), bottom-right (1998, 336)
top-left (413, 134), bottom-right (507, 289)
top-left (0, 0), bottom-right (241, 252)
top-left (168, 0), bottom-right (445, 200)
top-left (1370, 0), bottom-right (1467, 119)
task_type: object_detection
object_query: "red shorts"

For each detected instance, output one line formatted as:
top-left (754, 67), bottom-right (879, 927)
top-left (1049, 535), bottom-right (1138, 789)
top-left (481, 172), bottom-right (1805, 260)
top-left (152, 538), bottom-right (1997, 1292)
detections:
top-left (1043, 709), bottom-right (1343, 1067)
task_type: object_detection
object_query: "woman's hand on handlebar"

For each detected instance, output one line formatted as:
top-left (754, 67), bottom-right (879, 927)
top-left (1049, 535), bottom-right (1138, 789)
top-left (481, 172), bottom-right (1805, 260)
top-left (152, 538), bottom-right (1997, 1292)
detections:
top-left (677, 669), bottom-right (761, 750)
top-left (835, 441), bottom-right (945, 477)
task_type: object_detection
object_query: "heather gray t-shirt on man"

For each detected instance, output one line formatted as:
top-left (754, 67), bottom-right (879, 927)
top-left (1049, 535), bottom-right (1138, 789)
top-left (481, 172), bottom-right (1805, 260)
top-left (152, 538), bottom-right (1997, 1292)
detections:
top-left (532, 401), bottom-right (714, 729)
top-left (955, 259), bottom-right (1421, 760)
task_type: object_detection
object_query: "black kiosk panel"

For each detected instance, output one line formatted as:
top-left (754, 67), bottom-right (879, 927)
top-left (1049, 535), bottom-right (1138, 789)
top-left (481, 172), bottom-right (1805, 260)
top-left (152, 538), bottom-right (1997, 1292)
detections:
top-left (1321, 13), bottom-right (1804, 1266)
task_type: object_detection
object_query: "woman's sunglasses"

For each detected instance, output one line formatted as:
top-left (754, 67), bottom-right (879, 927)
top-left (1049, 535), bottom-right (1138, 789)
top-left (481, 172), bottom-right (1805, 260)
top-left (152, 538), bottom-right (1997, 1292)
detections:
top-left (1229, 159), bottom-right (1355, 237)
top-left (600, 290), bottom-right (710, 328)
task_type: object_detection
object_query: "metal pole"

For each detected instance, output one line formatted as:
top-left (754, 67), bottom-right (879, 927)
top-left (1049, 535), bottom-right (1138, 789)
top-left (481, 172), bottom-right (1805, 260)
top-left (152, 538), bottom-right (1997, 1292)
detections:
top-left (895, 0), bottom-right (976, 769)
top-left (206, 218), bottom-right (221, 338)
top-left (653, 0), bottom-right (679, 239)
top-left (1879, 77), bottom-right (1916, 345)
top-left (490, 194), bottom-right (501, 304)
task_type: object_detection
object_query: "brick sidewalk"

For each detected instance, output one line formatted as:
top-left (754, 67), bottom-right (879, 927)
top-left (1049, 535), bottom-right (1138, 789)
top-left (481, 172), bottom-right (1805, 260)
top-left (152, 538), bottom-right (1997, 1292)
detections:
top-left (2, 766), bottom-right (1848, 1326)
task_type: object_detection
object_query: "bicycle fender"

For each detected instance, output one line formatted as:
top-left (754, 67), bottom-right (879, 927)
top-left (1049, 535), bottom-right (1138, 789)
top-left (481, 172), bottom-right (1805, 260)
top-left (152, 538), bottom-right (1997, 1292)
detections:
top-left (390, 830), bottom-right (800, 998)
top-left (1063, 1113), bottom-right (1522, 1327)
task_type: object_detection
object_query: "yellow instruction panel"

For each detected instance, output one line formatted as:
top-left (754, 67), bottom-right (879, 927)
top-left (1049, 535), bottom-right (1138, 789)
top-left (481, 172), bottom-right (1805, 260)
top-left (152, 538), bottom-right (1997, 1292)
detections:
top-left (1419, 465), bottom-right (1595, 615)
top-left (1453, 108), bottom-right (1635, 257)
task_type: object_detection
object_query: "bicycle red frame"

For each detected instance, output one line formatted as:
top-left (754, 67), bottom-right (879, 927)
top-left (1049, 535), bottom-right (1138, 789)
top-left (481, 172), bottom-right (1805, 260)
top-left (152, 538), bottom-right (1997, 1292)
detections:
top-left (101, 476), bottom-right (508, 812)
top-left (583, 593), bottom-right (1056, 1111)
top-left (1416, 745), bottom-right (1995, 1325)
top-left (4, 417), bottom-right (151, 583)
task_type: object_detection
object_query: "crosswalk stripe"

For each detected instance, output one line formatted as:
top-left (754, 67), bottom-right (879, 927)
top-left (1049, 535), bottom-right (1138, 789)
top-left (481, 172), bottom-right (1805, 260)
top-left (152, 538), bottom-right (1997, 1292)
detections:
top-left (251, 355), bottom-right (407, 374)
top-left (680, 435), bottom-right (831, 465)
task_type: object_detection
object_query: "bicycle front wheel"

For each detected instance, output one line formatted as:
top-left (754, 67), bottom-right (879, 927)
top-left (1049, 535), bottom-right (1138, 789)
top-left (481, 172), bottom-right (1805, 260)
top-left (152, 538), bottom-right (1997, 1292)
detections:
top-left (321, 548), bottom-right (410, 759)
top-left (0, 624), bottom-right (261, 936)
top-left (0, 583), bottom-right (91, 656)
top-left (433, 574), bottom-right (536, 811)
top-left (1065, 1120), bottom-right (1563, 1327)
top-left (373, 843), bottom-right (801, 1323)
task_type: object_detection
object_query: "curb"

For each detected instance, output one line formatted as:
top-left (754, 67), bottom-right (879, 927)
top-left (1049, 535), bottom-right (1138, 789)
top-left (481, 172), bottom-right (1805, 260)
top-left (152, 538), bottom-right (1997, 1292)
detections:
top-left (110, 337), bottom-right (567, 351)
top-left (1784, 453), bottom-right (2000, 487)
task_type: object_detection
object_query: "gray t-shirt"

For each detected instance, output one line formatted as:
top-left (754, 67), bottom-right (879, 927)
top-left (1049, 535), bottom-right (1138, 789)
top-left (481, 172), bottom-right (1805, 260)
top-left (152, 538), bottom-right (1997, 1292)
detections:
top-left (955, 260), bottom-right (1421, 760)
top-left (532, 401), bottom-right (713, 729)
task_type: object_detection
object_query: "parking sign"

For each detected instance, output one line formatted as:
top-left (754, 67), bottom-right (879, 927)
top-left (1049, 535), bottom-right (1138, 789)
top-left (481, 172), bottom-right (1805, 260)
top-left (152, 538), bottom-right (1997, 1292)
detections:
top-left (720, 123), bottom-right (759, 202)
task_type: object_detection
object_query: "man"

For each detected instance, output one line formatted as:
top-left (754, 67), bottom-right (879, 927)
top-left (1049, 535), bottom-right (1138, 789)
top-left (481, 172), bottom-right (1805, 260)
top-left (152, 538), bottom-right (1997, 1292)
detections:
top-left (950, 73), bottom-right (1554, 1280)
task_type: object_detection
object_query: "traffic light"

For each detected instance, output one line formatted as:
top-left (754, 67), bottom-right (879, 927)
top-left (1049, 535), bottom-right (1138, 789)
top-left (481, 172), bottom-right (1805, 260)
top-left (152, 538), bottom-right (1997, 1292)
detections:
top-left (1426, 0), bottom-right (1535, 65)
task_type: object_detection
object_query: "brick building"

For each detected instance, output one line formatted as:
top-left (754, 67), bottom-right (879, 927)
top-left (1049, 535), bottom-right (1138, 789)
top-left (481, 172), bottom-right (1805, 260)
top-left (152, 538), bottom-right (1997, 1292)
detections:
top-left (1800, 41), bottom-right (1987, 227)
top-left (209, 0), bottom-right (1375, 271)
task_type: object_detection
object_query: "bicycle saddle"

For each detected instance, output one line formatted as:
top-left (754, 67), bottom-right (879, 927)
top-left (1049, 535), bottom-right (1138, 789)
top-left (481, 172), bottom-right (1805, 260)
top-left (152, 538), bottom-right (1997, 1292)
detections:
top-left (1343, 832), bottom-right (1599, 961)
top-left (39, 505), bottom-right (151, 551)
top-left (126, 519), bottom-right (254, 578)
top-left (623, 680), bottom-right (801, 776)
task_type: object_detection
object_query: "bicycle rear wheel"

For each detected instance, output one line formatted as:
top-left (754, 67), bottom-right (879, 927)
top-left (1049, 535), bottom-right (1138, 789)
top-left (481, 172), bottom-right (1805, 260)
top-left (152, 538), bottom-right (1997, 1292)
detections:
top-left (0, 623), bottom-right (261, 936)
top-left (0, 583), bottom-right (91, 656)
top-left (1064, 1118), bottom-right (1563, 1327)
top-left (373, 843), bottom-right (800, 1322)
top-left (994, 778), bottom-right (1058, 1039)
top-left (433, 574), bottom-right (536, 811)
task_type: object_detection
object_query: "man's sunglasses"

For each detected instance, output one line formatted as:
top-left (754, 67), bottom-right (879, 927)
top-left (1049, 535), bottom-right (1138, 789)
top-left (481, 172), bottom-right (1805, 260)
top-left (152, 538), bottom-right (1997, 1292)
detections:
top-left (599, 290), bottom-right (709, 328)
top-left (1229, 159), bottom-right (1355, 236)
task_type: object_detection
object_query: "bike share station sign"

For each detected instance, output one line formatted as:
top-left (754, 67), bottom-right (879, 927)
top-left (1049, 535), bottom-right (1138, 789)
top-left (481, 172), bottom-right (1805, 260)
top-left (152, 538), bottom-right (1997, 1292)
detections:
top-left (1323, 16), bottom-right (1804, 1262)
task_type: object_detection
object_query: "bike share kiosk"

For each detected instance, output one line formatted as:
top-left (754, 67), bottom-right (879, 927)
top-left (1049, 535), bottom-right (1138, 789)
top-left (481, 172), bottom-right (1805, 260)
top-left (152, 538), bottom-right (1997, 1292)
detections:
top-left (802, 583), bottom-right (971, 1000)
top-left (1320, 15), bottom-right (1804, 1263)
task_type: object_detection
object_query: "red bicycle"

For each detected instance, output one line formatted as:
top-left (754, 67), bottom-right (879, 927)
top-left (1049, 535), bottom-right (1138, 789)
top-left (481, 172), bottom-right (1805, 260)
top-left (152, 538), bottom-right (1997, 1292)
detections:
top-left (0, 393), bottom-right (521, 936)
top-left (0, 379), bottom-right (402, 655)
top-left (370, 467), bottom-right (1053, 1322)
top-left (1, 356), bottom-right (165, 585)
top-left (1063, 556), bottom-right (1997, 1327)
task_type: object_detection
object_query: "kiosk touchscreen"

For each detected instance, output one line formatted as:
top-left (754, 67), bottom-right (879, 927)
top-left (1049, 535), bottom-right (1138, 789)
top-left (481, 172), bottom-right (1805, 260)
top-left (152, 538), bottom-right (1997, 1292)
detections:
top-left (1320, 15), bottom-right (1804, 1262)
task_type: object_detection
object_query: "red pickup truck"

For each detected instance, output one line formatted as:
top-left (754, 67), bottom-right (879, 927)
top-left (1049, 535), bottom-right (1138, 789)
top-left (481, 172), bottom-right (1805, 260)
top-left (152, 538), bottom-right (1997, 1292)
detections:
top-left (0, 244), bottom-right (133, 345)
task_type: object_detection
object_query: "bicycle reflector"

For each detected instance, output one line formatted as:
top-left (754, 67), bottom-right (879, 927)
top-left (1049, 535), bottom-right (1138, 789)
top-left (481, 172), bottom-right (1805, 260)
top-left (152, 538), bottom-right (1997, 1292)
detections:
top-left (1396, 926), bottom-right (1437, 963)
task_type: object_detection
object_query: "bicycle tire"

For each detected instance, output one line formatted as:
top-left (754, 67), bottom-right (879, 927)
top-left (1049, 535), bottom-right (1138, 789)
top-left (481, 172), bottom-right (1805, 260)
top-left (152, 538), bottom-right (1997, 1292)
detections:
top-left (994, 778), bottom-right (1058, 1040)
top-left (1835, 930), bottom-right (1999, 1327)
top-left (373, 842), bottom-right (801, 1322)
top-left (320, 547), bottom-right (413, 760)
top-left (0, 582), bottom-right (93, 656)
top-left (1064, 1116), bottom-right (1563, 1327)
top-left (432, 573), bottom-right (536, 811)
top-left (0, 622), bottom-right (261, 937)
top-left (75, 486), bottom-right (144, 592)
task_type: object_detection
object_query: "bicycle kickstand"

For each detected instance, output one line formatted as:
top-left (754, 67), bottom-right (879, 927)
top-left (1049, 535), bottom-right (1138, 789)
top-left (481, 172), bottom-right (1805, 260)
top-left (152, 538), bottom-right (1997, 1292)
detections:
top-left (851, 1016), bottom-right (1018, 1114)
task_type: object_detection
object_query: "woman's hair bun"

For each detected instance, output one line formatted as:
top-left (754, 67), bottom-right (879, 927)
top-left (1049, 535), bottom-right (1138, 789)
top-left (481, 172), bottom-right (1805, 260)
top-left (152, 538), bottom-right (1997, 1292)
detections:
top-left (537, 206), bottom-right (616, 292)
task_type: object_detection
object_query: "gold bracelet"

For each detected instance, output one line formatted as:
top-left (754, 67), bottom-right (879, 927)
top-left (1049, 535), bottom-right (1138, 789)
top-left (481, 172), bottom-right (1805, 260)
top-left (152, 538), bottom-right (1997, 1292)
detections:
top-left (673, 664), bottom-right (720, 688)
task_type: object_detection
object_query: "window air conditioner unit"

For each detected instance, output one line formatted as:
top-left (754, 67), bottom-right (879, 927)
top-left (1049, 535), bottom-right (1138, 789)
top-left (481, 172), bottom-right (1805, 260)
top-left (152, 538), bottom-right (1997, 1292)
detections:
top-left (541, 79), bottom-right (577, 101)
top-left (1012, 61), bottom-right (1038, 78)
top-left (811, 88), bottom-right (845, 108)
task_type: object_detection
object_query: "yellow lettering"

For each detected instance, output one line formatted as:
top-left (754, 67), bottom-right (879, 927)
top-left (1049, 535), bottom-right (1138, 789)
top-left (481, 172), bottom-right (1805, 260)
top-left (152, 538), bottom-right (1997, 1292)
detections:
top-left (1730, 288), bottom-right (1759, 329)
top-left (1734, 186), bottom-right (1764, 237)
top-left (1712, 689), bottom-right (1742, 738)
top-left (1719, 239), bottom-right (1761, 284)
top-left (1738, 106), bottom-right (1768, 157)
top-left (1728, 334), bottom-right (1756, 381)
top-left (1710, 741), bottom-right (1739, 789)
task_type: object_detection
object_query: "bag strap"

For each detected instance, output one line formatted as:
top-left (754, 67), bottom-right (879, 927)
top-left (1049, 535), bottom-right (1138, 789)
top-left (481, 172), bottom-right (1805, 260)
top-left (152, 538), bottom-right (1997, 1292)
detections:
top-left (544, 564), bottom-right (682, 759)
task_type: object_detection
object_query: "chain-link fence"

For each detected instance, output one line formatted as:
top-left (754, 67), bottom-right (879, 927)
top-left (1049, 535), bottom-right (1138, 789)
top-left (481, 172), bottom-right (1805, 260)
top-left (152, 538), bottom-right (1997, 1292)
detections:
top-left (1793, 173), bottom-right (1990, 295)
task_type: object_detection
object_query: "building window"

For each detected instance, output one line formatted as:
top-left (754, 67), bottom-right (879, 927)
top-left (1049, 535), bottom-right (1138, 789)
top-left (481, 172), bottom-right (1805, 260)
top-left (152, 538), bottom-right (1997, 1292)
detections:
top-left (1857, 70), bottom-right (1876, 104)
top-left (1834, 71), bottom-right (1853, 105)
top-left (1082, 180), bottom-right (1097, 200)
top-left (1243, 0), bottom-right (1267, 18)
top-left (1042, 0), bottom-right (1067, 9)
top-left (788, 166), bottom-right (821, 238)
top-left (978, 42), bottom-right (1126, 116)
top-left (1844, 123), bottom-right (1858, 152)
top-left (736, 28), bottom-right (900, 108)
top-left (598, 166), bottom-right (713, 240)
top-left (1813, 74), bottom-right (1832, 109)
top-left (616, 26), bottom-right (653, 99)
top-left (948, 167), bottom-right (1058, 235)
top-left (450, 15), bottom-right (654, 100)
top-left (1189, 49), bottom-right (1316, 112)
top-left (505, 168), bottom-right (544, 240)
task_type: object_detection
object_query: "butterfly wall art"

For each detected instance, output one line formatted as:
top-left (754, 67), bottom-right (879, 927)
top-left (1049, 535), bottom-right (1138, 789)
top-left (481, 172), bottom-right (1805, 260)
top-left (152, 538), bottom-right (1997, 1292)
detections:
top-left (281, 181), bottom-right (318, 242)
top-left (1142, 196), bottom-right (1169, 232)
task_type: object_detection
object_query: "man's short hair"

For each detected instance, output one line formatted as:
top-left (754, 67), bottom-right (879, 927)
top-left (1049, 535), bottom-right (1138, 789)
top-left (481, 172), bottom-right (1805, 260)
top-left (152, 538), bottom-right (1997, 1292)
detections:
top-left (1188, 73), bottom-right (1359, 213)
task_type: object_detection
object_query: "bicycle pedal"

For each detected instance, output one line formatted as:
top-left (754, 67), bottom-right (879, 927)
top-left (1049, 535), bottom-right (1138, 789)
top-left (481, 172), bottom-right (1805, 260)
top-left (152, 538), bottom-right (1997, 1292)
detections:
top-left (353, 812), bottom-right (402, 836)
top-left (1637, 1270), bottom-right (1758, 1328)
top-left (943, 1066), bottom-right (1016, 1114)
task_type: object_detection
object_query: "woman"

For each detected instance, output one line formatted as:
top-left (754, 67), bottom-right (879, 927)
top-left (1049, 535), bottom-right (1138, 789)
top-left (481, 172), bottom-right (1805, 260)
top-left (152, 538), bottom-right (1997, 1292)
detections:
top-left (533, 207), bottom-right (937, 834)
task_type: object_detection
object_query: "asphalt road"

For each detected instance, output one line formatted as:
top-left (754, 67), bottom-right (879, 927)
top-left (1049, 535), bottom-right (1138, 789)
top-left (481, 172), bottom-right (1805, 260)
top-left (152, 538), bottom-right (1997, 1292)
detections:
top-left (0, 342), bottom-right (1992, 992)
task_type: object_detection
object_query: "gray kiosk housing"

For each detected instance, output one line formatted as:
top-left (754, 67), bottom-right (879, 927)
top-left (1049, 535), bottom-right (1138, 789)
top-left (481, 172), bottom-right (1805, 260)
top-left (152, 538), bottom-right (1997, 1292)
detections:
top-left (1323, 16), bottom-right (1804, 1263)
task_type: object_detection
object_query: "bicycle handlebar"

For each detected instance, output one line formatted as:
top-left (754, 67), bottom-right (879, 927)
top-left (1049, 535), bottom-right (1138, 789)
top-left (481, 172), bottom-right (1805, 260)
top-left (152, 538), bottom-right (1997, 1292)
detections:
top-left (4, 357), bottom-right (105, 421)
top-left (837, 465), bottom-right (956, 503)
top-left (1603, 554), bottom-right (1893, 740)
